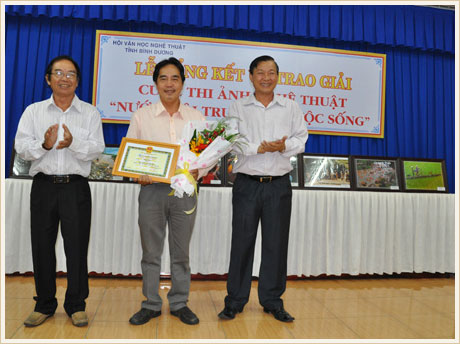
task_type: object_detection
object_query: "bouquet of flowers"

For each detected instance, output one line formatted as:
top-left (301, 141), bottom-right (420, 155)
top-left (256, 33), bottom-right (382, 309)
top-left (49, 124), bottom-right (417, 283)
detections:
top-left (170, 118), bottom-right (240, 198)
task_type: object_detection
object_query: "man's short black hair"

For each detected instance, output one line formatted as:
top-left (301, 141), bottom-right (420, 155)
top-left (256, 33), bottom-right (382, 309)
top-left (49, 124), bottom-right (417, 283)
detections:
top-left (45, 55), bottom-right (81, 82)
top-left (152, 57), bottom-right (186, 84)
top-left (249, 55), bottom-right (279, 75)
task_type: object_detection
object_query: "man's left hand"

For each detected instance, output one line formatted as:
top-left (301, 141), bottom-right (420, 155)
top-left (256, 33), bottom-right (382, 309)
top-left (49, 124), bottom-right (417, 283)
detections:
top-left (56, 124), bottom-right (73, 149)
top-left (260, 136), bottom-right (287, 153)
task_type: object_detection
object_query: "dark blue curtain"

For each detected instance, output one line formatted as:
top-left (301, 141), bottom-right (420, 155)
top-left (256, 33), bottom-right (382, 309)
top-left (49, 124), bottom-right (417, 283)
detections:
top-left (5, 5), bottom-right (455, 192)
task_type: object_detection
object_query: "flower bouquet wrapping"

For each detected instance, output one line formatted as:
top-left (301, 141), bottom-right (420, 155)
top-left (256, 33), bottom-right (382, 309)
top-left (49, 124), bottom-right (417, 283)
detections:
top-left (170, 118), bottom-right (240, 199)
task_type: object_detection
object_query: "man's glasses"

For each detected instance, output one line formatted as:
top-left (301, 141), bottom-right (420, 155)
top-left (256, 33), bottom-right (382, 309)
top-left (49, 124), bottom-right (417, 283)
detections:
top-left (50, 70), bottom-right (77, 80)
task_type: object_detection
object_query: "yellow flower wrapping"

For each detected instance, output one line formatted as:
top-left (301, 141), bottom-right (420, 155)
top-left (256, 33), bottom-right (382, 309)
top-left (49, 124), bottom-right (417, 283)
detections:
top-left (168, 162), bottom-right (197, 214)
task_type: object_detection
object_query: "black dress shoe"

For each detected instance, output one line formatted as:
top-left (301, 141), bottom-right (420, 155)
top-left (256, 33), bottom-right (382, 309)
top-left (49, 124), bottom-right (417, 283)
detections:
top-left (170, 306), bottom-right (199, 325)
top-left (218, 306), bottom-right (241, 320)
top-left (263, 307), bottom-right (295, 322)
top-left (129, 308), bottom-right (161, 325)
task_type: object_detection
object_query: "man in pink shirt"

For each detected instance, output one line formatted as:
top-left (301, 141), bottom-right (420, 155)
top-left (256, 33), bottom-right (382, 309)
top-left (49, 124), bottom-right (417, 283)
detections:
top-left (126, 57), bottom-right (204, 326)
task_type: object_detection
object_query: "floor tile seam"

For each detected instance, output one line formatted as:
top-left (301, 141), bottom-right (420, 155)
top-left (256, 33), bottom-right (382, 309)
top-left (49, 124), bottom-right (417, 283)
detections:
top-left (304, 289), bottom-right (359, 307)
top-left (384, 314), bottom-right (455, 340)
top-left (4, 316), bottom-right (28, 321)
top-left (361, 295), bottom-right (418, 318)
top-left (407, 289), bottom-right (456, 296)
top-left (207, 287), bottom-right (229, 340)
top-left (272, 324), bottom-right (296, 340)
top-left (411, 294), bottom-right (456, 303)
top-left (390, 311), bottom-right (455, 321)
top-left (154, 314), bottom-right (159, 339)
top-left (88, 286), bottom-right (108, 333)
top-left (301, 289), bottom-right (357, 323)
top-left (332, 314), bottom-right (405, 319)
top-left (406, 295), bottom-right (452, 315)
top-left (6, 319), bottom-right (24, 339)
top-left (336, 314), bottom-right (427, 340)
top-left (307, 295), bottom-right (361, 302)
top-left (5, 296), bottom-right (35, 300)
top-left (98, 298), bottom-right (144, 302)
top-left (356, 292), bottom-right (414, 299)
top-left (374, 305), bottom-right (428, 338)
top-left (82, 320), bottom-right (91, 338)
top-left (325, 314), bottom-right (363, 339)
top-left (325, 299), bottom-right (396, 318)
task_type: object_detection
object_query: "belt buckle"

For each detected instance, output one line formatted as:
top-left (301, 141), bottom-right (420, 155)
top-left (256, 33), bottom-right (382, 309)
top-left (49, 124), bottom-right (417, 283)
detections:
top-left (54, 175), bottom-right (70, 184)
top-left (260, 176), bottom-right (272, 183)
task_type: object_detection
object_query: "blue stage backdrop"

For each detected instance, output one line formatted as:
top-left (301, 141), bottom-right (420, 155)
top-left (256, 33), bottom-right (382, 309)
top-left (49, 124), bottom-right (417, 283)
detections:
top-left (4, 5), bottom-right (455, 192)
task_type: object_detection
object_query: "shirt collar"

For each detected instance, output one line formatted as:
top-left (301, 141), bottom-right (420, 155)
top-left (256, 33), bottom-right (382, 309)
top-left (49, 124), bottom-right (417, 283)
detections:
top-left (154, 101), bottom-right (185, 119)
top-left (242, 93), bottom-right (287, 108)
top-left (47, 94), bottom-right (82, 113)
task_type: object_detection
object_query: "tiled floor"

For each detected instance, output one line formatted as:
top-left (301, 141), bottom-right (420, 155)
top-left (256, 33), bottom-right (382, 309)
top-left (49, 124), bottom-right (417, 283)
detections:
top-left (4, 275), bottom-right (456, 340)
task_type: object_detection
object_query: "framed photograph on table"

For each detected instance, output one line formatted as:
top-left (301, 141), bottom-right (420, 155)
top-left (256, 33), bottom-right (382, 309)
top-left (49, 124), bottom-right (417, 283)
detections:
top-left (352, 156), bottom-right (401, 191)
top-left (112, 137), bottom-right (180, 183)
top-left (199, 157), bottom-right (224, 186)
top-left (89, 145), bottom-right (124, 182)
top-left (9, 148), bottom-right (32, 179)
top-left (224, 152), bottom-right (238, 186)
top-left (289, 155), bottom-right (300, 188)
top-left (401, 158), bottom-right (448, 192)
top-left (301, 154), bottom-right (351, 189)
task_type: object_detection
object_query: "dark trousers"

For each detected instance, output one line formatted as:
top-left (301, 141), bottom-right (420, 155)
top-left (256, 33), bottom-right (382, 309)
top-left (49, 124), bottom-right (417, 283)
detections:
top-left (30, 174), bottom-right (91, 316)
top-left (225, 173), bottom-right (292, 311)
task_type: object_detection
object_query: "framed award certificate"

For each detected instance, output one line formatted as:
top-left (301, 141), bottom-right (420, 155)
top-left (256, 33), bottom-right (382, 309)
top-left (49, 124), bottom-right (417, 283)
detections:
top-left (112, 137), bottom-right (180, 183)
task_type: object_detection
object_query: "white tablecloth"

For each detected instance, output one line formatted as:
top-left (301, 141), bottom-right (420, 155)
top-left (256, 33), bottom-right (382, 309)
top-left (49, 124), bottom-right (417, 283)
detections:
top-left (4, 178), bottom-right (455, 276)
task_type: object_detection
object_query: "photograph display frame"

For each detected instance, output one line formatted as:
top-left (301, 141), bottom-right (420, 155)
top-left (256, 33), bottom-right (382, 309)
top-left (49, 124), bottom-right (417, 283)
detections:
top-left (300, 153), bottom-right (351, 190)
top-left (199, 157), bottom-right (225, 187)
top-left (88, 144), bottom-right (125, 182)
top-left (223, 153), bottom-right (301, 188)
top-left (289, 154), bottom-right (301, 188)
top-left (224, 152), bottom-right (238, 187)
top-left (9, 147), bottom-right (32, 179)
top-left (8, 142), bottom-right (450, 194)
top-left (352, 156), bottom-right (401, 191)
top-left (112, 137), bottom-right (180, 183)
top-left (400, 158), bottom-right (448, 193)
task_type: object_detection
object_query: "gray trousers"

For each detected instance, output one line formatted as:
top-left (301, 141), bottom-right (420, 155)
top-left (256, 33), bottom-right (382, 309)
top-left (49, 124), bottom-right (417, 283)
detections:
top-left (138, 183), bottom-right (197, 312)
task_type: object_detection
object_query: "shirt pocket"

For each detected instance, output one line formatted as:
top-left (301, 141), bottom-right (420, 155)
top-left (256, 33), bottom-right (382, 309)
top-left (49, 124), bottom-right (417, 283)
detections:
top-left (70, 126), bottom-right (90, 140)
top-left (271, 119), bottom-right (291, 140)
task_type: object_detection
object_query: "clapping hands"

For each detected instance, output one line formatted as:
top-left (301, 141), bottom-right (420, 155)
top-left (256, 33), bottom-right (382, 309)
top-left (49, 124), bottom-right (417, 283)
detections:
top-left (257, 136), bottom-right (287, 154)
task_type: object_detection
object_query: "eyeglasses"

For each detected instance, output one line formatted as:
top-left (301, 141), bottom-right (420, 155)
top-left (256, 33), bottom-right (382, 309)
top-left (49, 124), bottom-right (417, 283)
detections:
top-left (50, 70), bottom-right (77, 80)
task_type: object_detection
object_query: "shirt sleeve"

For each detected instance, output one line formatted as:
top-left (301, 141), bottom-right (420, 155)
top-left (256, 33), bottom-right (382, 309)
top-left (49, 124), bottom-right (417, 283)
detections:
top-left (126, 111), bottom-right (140, 139)
top-left (67, 107), bottom-right (105, 161)
top-left (281, 101), bottom-right (308, 157)
top-left (14, 105), bottom-right (49, 161)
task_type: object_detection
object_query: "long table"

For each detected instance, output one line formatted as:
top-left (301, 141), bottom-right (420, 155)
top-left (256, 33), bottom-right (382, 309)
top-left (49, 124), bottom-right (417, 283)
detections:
top-left (4, 178), bottom-right (455, 276)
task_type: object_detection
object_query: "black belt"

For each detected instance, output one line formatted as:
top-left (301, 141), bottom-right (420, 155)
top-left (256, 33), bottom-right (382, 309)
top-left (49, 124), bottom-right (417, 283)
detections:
top-left (240, 173), bottom-right (285, 183)
top-left (35, 173), bottom-right (86, 184)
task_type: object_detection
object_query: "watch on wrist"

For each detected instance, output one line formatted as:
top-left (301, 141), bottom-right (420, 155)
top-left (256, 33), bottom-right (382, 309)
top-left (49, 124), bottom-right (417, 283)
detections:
top-left (42, 142), bottom-right (52, 151)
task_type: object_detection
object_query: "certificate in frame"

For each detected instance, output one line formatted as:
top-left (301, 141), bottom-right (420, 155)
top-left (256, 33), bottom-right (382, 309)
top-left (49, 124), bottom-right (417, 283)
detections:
top-left (401, 158), bottom-right (448, 192)
top-left (112, 137), bottom-right (180, 183)
top-left (352, 156), bottom-right (400, 191)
